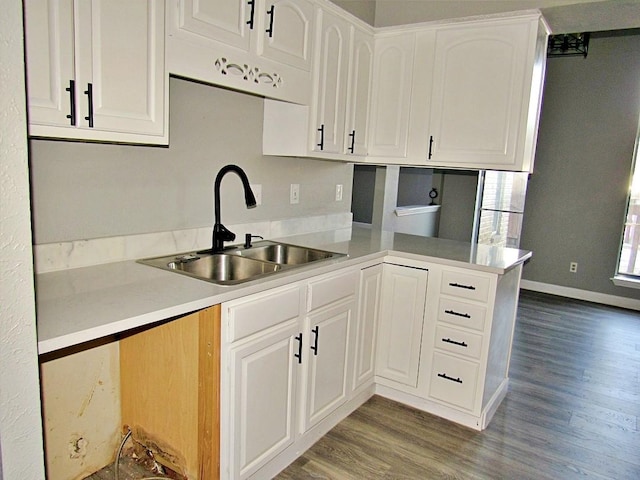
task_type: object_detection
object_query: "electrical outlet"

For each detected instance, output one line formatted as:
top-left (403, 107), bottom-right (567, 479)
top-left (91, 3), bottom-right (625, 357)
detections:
top-left (570, 262), bottom-right (578, 273)
top-left (250, 184), bottom-right (262, 205)
top-left (335, 184), bottom-right (343, 201)
top-left (290, 184), bottom-right (299, 204)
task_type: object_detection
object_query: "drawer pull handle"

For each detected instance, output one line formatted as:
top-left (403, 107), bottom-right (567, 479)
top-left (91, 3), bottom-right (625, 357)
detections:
top-left (84, 83), bottom-right (94, 128)
top-left (247, 0), bottom-right (256, 29)
top-left (311, 325), bottom-right (319, 355)
top-left (438, 373), bottom-right (462, 384)
top-left (442, 337), bottom-right (468, 348)
top-left (444, 309), bottom-right (471, 319)
top-left (317, 124), bottom-right (325, 150)
top-left (449, 282), bottom-right (476, 291)
top-left (294, 333), bottom-right (303, 364)
top-left (265, 5), bottom-right (275, 37)
top-left (65, 79), bottom-right (76, 126)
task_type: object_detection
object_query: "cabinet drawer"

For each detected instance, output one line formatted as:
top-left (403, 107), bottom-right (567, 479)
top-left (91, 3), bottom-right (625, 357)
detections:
top-left (435, 325), bottom-right (483, 360)
top-left (226, 286), bottom-right (302, 342)
top-left (438, 297), bottom-right (486, 331)
top-left (441, 270), bottom-right (490, 302)
top-left (307, 269), bottom-right (358, 311)
top-left (429, 352), bottom-right (479, 411)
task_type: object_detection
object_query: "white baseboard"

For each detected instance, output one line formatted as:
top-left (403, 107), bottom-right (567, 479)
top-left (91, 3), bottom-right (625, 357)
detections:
top-left (520, 279), bottom-right (640, 311)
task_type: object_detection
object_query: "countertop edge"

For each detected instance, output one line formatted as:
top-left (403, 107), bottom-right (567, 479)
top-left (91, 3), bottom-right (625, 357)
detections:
top-left (36, 230), bottom-right (531, 355)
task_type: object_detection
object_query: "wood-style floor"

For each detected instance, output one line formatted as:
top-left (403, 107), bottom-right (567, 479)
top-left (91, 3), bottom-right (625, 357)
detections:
top-left (89, 291), bottom-right (640, 480)
top-left (276, 291), bottom-right (640, 480)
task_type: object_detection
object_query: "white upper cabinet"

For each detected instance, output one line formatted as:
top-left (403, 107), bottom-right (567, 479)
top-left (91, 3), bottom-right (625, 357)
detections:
top-left (168, 0), bottom-right (314, 104)
top-left (344, 26), bottom-right (374, 156)
top-left (425, 15), bottom-right (547, 171)
top-left (367, 32), bottom-right (416, 158)
top-left (258, 0), bottom-right (315, 71)
top-left (312, 8), bottom-right (352, 154)
top-left (24, 0), bottom-right (167, 145)
top-left (178, 0), bottom-right (251, 52)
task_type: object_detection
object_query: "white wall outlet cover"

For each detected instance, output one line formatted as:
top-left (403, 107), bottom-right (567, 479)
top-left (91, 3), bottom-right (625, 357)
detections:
top-left (290, 184), bottom-right (300, 204)
top-left (335, 184), bottom-right (343, 201)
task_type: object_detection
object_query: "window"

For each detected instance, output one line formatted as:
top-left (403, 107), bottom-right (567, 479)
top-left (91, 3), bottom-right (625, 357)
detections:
top-left (615, 117), bottom-right (640, 286)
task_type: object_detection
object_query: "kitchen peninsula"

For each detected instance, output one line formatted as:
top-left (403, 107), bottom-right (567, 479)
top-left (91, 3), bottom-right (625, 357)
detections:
top-left (37, 226), bottom-right (530, 479)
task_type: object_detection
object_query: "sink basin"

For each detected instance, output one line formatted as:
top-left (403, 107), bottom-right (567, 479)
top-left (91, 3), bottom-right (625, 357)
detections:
top-left (237, 243), bottom-right (335, 265)
top-left (166, 254), bottom-right (282, 285)
top-left (138, 241), bottom-right (345, 285)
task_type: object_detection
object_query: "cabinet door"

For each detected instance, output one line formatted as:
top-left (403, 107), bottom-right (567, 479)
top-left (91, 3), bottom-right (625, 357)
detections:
top-left (75, 0), bottom-right (165, 136)
top-left (312, 8), bottom-right (351, 154)
top-left (257, 0), bottom-right (314, 71)
top-left (345, 26), bottom-right (373, 156)
top-left (24, 0), bottom-right (75, 128)
top-left (353, 264), bottom-right (382, 390)
top-left (376, 263), bottom-right (428, 388)
top-left (428, 20), bottom-right (533, 168)
top-left (367, 32), bottom-right (415, 158)
top-left (300, 299), bottom-right (353, 433)
top-left (229, 320), bottom-right (300, 480)
top-left (178, 0), bottom-right (251, 52)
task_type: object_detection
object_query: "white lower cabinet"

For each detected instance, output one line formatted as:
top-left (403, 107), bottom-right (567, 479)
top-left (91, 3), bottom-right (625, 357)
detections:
top-left (300, 299), bottom-right (353, 432)
top-left (229, 319), bottom-right (300, 479)
top-left (220, 257), bottom-right (523, 478)
top-left (352, 264), bottom-right (382, 390)
top-left (375, 261), bottom-right (428, 389)
top-left (221, 267), bottom-right (362, 479)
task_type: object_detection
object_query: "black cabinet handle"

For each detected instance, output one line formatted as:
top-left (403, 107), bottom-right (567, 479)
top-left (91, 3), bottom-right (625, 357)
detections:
top-left (428, 135), bottom-right (434, 159)
top-left (311, 326), bottom-right (319, 355)
top-left (294, 333), bottom-right (303, 364)
top-left (348, 130), bottom-right (356, 153)
top-left (438, 373), bottom-right (462, 384)
top-left (442, 337), bottom-right (468, 348)
top-left (444, 309), bottom-right (471, 319)
top-left (65, 80), bottom-right (76, 126)
top-left (84, 83), bottom-right (94, 128)
top-left (317, 124), bottom-right (325, 150)
top-left (247, 0), bottom-right (255, 29)
top-left (449, 282), bottom-right (476, 291)
top-left (265, 5), bottom-right (275, 37)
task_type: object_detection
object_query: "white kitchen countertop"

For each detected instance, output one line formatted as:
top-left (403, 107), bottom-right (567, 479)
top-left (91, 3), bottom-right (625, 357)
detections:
top-left (35, 226), bottom-right (531, 355)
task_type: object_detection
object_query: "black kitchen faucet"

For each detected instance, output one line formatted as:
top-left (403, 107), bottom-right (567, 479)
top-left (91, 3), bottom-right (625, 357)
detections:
top-left (211, 164), bottom-right (256, 252)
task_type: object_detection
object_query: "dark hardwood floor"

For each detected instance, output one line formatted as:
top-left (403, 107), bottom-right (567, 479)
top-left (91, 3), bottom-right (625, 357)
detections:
top-left (89, 290), bottom-right (640, 479)
top-left (276, 291), bottom-right (640, 480)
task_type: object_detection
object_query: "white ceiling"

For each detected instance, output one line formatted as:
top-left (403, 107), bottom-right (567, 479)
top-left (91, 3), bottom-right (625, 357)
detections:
top-left (366, 0), bottom-right (640, 32)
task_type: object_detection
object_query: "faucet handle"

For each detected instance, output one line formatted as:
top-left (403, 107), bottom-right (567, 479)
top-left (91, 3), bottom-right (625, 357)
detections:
top-left (212, 223), bottom-right (236, 251)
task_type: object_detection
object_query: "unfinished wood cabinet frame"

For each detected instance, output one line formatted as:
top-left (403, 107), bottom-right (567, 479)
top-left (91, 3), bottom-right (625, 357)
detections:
top-left (120, 305), bottom-right (221, 479)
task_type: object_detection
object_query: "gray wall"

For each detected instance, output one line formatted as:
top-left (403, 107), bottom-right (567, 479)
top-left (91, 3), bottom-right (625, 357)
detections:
top-left (520, 32), bottom-right (640, 300)
top-left (29, 78), bottom-right (353, 244)
top-left (434, 170), bottom-right (479, 242)
top-left (352, 165), bottom-right (376, 223)
top-left (397, 167), bottom-right (434, 206)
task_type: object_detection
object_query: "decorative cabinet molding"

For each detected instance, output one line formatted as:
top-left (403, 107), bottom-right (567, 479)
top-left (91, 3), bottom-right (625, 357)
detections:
top-left (214, 57), bottom-right (283, 88)
top-left (167, 0), bottom-right (315, 104)
top-left (24, 0), bottom-right (167, 145)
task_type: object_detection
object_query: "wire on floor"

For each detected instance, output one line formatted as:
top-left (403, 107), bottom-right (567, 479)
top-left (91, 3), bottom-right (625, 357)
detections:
top-left (114, 429), bottom-right (173, 480)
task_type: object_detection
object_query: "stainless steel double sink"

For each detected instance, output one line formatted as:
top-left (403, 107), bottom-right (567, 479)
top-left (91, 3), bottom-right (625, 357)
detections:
top-left (138, 241), bottom-right (345, 285)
